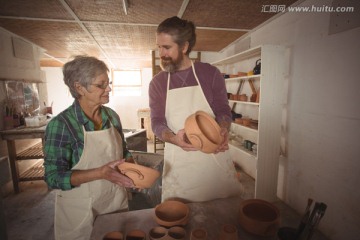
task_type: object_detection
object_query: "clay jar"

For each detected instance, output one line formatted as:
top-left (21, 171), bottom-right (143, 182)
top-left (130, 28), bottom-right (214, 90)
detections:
top-left (184, 111), bottom-right (223, 153)
top-left (154, 200), bottom-right (190, 227)
top-left (117, 162), bottom-right (160, 189)
top-left (238, 199), bottom-right (280, 237)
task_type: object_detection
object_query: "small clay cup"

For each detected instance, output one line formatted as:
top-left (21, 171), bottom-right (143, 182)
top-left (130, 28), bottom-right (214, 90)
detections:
top-left (103, 231), bottom-right (123, 240)
top-left (154, 200), bottom-right (190, 227)
top-left (149, 226), bottom-right (167, 240)
top-left (125, 229), bottom-right (146, 240)
top-left (190, 228), bottom-right (207, 240)
top-left (218, 224), bottom-right (238, 240)
top-left (184, 111), bottom-right (223, 153)
top-left (238, 199), bottom-right (280, 237)
top-left (168, 226), bottom-right (186, 240)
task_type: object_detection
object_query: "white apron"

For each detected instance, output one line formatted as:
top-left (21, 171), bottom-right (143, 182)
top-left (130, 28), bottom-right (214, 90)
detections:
top-left (54, 124), bottom-right (128, 240)
top-left (162, 62), bottom-right (243, 202)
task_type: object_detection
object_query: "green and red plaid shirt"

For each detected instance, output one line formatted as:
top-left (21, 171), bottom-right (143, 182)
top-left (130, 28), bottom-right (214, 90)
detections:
top-left (43, 100), bottom-right (132, 190)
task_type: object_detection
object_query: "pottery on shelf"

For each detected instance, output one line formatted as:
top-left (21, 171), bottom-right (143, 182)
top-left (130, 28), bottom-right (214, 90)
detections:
top-left (154, 200), bottom-right (190, 227)
top-left (103, 231), bottom-right (123, 240)
top-left (238, 199), bottom-right (280, 237)
top-left (184, 111), bottom-right (223, 153)
top-left (117, 162), bottom-right (160, 189)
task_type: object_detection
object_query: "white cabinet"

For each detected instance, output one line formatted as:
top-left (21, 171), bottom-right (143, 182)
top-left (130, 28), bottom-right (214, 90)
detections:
top-left (212, 45), bottom-right (287, 201)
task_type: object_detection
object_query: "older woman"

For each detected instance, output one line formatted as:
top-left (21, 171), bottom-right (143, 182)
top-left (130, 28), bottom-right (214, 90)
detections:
top-left (44, 56), bottom-right (134, 240)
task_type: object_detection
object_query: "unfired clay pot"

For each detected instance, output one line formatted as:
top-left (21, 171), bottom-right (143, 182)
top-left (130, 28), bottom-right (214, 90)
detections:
top-left (117, 162), bottom-right (160, 189)
top-left (184, 111), bottom-right (223, 153)
top-left (238, 199), bottom-right (280, 237)
top-left (154, 200), bottom-right (190, 227)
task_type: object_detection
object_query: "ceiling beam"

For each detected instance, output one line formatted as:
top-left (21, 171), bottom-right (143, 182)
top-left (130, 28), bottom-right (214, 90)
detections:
top-left (0, 16), bottom-right (249, 32)
top-left (177, 0), bottom-right (189, 18)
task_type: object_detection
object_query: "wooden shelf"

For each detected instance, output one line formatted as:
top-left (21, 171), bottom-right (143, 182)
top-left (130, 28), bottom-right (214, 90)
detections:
top-left (19, 159), bottom-right (44, 181)
top-left (225, 74), bottom-right (261, 81)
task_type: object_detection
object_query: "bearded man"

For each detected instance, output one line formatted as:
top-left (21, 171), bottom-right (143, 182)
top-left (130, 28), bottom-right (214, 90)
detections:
top-left (149, 16), bottom-right (243, 203)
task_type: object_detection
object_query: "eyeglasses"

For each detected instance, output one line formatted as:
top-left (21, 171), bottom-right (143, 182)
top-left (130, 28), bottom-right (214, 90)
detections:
top-left (90, 81), bottom-right (112, 89)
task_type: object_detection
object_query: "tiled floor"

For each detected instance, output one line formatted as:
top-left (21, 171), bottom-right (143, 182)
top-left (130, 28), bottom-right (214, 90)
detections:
top-left (1, 140), bottom-right (329, 240)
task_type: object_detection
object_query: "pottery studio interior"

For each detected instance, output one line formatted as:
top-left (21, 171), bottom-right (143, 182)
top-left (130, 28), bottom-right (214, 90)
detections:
top-left (0, 0), bottom-right (359, 240)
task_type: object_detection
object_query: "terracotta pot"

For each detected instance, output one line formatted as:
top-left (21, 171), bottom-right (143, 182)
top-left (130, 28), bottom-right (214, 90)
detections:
top-left (103, 231), bottom-right (123, 240)
top-left (235, 118), bottom-right (243, 125)
top-left (242, 118), bottom-right (251, 127)
top-left (238, 199), bottom-right (280, 237)
top-left (184, 111), bottom-right (223, 153)
top-left (117, 162), bottom-right (160, 189)
top-left (125, 229), bottom-right (146, 240)
top-left (154, 200), bottom-right (190, 227)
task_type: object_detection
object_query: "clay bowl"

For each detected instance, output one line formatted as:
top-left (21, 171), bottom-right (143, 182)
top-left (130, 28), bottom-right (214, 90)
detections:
top-left (154, 200), bottom-right (190, 227)
top-left (184, 111), bottom-right (223, 153)
top-left (238, 199), bottom-right (280, 237)
top-left (103, 231), bottom-right (123, 240)
top-left (117, 162), bottom-right (160, 189)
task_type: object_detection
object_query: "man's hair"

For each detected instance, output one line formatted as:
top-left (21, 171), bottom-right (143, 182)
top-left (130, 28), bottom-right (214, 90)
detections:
top-left (157, 16), bottom-right (196, 55)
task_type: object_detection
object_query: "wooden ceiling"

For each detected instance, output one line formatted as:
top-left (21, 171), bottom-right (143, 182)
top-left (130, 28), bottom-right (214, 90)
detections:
top-left (0, 0), bottom-right (299, 69)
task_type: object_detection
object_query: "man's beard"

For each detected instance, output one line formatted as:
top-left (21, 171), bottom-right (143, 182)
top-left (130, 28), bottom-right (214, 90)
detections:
top-left (160, 52), bottom-right (184, 73)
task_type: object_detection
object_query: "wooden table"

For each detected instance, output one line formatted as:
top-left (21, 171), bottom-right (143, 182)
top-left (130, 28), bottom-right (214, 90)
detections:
top-left (0, 124), bottom-right (47, 193)
top-left (91, 196), bottom-right (330, 240)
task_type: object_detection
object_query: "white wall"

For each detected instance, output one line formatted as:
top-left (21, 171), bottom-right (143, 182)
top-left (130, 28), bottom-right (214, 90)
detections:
top-left (42, 67), bottom-right (152, 129)
top-left (215, 0), bottom-right (360, 239)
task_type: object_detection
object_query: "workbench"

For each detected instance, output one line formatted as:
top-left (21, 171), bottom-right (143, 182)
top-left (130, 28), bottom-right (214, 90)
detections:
top-left (0, 125), bottom-right (147, 194)
top-left (90, 196), bottom-right (329, 240)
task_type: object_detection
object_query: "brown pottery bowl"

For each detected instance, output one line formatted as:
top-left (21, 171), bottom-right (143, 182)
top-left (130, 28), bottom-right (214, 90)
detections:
top-left (238, 199), bottom-right (280, 237)
top-left (184, 111), bottom-right (223, 153)
top-left (103, 231), bottom-right (123, 240)
top-left (117, 162), bottom-right (160, 189)
top-left (154, 200), bottom-right (190, 227)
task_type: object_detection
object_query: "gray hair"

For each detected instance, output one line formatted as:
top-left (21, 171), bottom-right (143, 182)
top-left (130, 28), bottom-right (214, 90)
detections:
top-left (63, 55), bottom-right (109, 99)
top-left (157, 16), bottom-right (196, 55)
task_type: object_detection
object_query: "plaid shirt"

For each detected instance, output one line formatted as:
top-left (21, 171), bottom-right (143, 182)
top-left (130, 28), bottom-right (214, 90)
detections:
top-left (43, 100), bottom-right (132, 190)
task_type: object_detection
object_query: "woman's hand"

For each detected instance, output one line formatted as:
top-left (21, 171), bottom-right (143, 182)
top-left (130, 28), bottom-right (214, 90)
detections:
top-left (100, 159), bottom-right (135, 188)
top-left (214, 127), bottom-right (230, 154)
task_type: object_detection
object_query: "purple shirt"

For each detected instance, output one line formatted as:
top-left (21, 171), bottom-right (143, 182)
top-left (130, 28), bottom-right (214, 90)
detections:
top-left (149, 61), bottom-right (232, 140)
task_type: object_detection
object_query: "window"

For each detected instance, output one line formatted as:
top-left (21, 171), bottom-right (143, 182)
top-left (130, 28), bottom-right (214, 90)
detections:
top-left (112, 70), bottom-right (142, 96)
